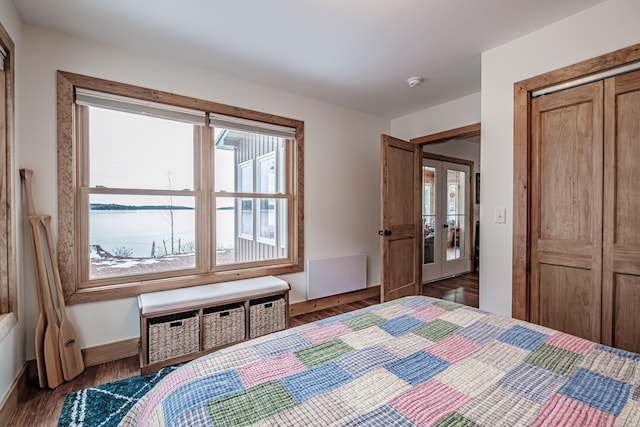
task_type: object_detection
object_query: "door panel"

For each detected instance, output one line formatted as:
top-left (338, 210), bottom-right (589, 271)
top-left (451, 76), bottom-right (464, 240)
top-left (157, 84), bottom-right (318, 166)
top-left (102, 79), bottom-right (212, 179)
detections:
top-left (380, 135), bottom-right (421, 302)
top-left (613, 274), bottom-right (640, 352)
top-left (602, 69), bottom-right (640, 353)
top-left (530, 82), bottom-right (603, 342)
top-left (539, 264), bottom-right (594, 339)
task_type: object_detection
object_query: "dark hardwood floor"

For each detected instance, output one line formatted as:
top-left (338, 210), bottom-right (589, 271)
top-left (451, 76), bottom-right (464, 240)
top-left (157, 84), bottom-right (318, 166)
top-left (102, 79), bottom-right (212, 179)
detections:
top-left (422, 271), bottom-right (479, 308)
top-left (10, 276), bottom-right (479, 426)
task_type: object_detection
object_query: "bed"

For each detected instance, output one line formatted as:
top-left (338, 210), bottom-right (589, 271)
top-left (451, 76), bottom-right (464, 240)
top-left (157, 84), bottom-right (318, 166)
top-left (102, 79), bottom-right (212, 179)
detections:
top-left (118, 296), bottom-right (640, 426)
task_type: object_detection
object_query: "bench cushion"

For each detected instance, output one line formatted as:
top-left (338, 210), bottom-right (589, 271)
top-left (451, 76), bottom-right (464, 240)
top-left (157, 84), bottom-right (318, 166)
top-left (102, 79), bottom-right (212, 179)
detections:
top-left (139, 276), bottom-right (290, 315)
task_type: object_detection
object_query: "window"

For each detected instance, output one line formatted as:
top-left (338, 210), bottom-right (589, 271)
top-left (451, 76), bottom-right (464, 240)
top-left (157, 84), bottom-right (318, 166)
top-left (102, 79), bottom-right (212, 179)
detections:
top-left (57, 72), bottom-right (303, 303)
top-left (0, 20), bottom-right (16, 336)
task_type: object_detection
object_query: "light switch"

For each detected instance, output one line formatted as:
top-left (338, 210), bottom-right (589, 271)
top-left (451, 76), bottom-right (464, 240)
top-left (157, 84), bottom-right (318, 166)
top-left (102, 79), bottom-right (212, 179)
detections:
top-left (495, 207), bottom-right (506, 224)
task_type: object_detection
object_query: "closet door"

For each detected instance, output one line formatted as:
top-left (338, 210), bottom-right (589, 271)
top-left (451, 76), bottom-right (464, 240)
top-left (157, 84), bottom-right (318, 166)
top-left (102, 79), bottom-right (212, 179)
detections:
top-left (530, 82), bottom-right (603, 342)
top-left (602, 70), bottom-right (640, 353)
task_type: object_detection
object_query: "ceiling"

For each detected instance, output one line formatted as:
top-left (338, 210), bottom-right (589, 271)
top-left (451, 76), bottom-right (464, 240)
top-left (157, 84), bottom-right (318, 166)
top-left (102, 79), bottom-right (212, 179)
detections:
top-left (12, 0), bottom-right (606, 119)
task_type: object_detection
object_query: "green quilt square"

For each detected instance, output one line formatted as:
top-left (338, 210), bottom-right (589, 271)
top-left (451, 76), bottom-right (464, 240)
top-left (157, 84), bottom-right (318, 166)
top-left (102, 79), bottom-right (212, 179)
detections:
top-left (294, 339), bottom-right (355, 368)
top-left (208, 381), bottom-right (296, 425)
top-left (435, 413), bottom-right (481, 427)
top-left (433, 300), bottom-right (464, 311)
top-left (342, 313), bottom-right (386, 331)
top-left (413, 319), bottom-right (461, 342)
top-left (525, 343), bottom-right (584, 377)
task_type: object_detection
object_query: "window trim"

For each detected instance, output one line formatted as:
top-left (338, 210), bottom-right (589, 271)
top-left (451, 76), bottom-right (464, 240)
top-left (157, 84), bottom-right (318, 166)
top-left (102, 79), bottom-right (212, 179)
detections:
top-left (0, 20), bottom-right (16, 334)
top-left (57, 71), bottom-right (304, 304)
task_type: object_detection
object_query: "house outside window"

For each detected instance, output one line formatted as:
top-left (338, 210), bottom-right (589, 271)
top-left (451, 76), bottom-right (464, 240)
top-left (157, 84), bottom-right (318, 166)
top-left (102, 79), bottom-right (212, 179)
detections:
top-left (57, 72), bottom-right (304, 303)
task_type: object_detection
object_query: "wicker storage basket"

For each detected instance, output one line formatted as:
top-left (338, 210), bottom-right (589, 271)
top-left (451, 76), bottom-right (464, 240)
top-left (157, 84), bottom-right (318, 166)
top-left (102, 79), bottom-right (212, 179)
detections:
top-left (203, 303), bottom-right (245, 350)
top-left (249, 295), bottom-right (286, 338)
top-left (148, 311), bottom-right (199, 364)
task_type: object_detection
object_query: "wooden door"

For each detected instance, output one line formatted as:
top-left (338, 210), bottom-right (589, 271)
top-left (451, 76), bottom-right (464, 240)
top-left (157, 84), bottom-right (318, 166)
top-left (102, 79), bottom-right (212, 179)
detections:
top-left (530, 82), bottom-right (603, 342)
top-left (380, 134), bottom-right (421, 302)
top-left (602, 70), bottom-right (640, 353)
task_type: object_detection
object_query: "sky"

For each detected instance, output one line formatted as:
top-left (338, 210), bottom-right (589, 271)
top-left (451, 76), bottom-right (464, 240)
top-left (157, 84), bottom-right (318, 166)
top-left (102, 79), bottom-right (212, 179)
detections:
top-left (89, 106), bottom-right (235, 207)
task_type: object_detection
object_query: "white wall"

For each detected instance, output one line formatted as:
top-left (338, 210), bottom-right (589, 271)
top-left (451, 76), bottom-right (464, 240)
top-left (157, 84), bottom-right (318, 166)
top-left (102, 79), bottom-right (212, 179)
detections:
top-left (480, 0), bottom-right (640, 316)
top-left (422, 139), bottom-right (480, 173)
top-left (390, 92), bottom-right (480, 141)
top-left (18, 25), bottom-right (388, 356)
top-left (0, 0), bottom-right (24, 407)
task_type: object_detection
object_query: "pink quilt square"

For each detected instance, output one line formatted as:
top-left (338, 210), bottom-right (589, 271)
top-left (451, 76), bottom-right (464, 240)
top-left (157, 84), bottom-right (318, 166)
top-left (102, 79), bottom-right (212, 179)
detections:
top-left (530, 394), bottom-right (616, 427)
top-left (390, 378), bottom-right (471, 426)
top-left (237, 353), bottom-right (306, 388)
top-left (425, 335), bottom-right (483, 363)
top-left (411, 304), bottom-right (448, 323)
top-left (302, 322), bottom-right (353, 344)
top-left (545, 333), bottom-right (597, 356)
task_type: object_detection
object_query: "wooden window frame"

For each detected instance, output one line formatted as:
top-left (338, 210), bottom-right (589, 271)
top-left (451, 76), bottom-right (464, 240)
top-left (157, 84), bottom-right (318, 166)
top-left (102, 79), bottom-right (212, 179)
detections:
top-left (57, 71), bottom-right (304, 304)
top-left (512, 43), bottom-right (640, 321)
top-left (0, 20), bottom-right (17, 340)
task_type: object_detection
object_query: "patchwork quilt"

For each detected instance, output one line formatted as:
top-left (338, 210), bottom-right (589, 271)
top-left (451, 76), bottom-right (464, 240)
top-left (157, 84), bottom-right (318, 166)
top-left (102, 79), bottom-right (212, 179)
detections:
top-left (119, 296), bottom-right (640, 426)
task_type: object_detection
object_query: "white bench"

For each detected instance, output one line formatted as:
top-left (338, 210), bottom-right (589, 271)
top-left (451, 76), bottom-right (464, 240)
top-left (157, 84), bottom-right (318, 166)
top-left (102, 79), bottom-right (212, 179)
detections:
top-left (138, 276), bottom-right (290, 373)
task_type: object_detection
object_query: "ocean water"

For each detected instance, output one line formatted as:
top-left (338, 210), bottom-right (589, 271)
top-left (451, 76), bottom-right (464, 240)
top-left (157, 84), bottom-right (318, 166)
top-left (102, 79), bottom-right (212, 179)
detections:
top-left (90, 209), bottom-right (234, 257)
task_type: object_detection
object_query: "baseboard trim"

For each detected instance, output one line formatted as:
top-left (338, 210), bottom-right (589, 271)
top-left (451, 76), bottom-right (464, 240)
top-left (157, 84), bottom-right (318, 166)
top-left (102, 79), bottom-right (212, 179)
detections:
top-left (82, 338), bottom-right (140, 367)
top-left (289, 285), bottom-right (380, 317)
top-left (0, 363), bottom-right (27, 427)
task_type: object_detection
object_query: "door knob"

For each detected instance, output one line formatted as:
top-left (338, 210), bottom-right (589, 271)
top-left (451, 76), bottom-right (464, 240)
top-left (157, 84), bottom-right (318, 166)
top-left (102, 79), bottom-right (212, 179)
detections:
top-left (378, 230), bottom-right (392, 236)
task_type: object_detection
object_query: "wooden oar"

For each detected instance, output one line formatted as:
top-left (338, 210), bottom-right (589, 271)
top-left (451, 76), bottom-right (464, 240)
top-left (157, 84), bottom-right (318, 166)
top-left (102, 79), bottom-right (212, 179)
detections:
top-left (41, 215), bottom-right (84, 381)
top-left (29, 215), bottom-right (64, 388)
top-left (19, 168), bottom-right (47, 388)
top-left (28, 216), bottom-right (48, 388)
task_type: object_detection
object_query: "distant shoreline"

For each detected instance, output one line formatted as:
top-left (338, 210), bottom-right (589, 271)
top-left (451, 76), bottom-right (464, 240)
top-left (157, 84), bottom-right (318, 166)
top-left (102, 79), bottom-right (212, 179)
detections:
top-left (90, 203), bottom-right (234, 211)
top-left (90, 203), bottom-right (193, 211)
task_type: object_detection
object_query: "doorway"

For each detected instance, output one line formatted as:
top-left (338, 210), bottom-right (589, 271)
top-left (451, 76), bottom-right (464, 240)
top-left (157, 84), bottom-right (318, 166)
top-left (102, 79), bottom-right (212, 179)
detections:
top-left (379, 123), bottom-right (480, 303)
top-left (422, 157), bottom-right (472, 281)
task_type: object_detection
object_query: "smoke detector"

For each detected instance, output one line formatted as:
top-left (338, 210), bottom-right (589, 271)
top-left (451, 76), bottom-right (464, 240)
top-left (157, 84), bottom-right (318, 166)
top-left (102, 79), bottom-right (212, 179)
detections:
top-left (406, 76), bottom-right (424, 88)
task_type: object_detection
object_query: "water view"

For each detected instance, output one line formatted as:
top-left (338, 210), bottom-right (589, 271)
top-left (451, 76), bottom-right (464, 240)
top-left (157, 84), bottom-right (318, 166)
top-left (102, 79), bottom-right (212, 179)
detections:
top-left (90, 208), bottom-right (235, 257)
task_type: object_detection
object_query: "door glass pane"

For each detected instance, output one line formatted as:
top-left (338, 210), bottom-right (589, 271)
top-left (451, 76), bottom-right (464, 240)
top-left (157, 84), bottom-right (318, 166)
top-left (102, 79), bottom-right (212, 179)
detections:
top-left (423, 166), bottom-right (436, 265)
top-left (446, 169), bottom-right (466, 260)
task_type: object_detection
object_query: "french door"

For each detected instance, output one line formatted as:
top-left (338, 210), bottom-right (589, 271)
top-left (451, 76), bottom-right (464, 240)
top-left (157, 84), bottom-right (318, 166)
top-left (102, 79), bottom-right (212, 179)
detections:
top-left (422, 158), bottom-right (471, 281)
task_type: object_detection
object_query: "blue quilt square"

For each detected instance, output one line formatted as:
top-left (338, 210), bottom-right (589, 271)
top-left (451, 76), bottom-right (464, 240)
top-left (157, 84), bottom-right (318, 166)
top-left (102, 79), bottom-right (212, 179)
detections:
top-left (497, 363), bottom-right (567, 404)
top-left (559, 367), bottom-right (631, 416)
top-left (596, 344), bottom-right (640, 361)
top-left (337, 346), bottom-right (398, 377)
top-left (498, 325), bottom-right (548, 351)
top-left (253, 333), bottom-right (312, 358)
top-left (280, 362), bottom-right (352, 403)
top-left (457, 321), bottom-right (505, 345)
top-left (379, 315), bottom-right (424, 337)
top-left (385, 351), bottom-right (449, 386)
top-left (343, 405), bottom-right (416, 427)
top-left (400, 296), bottom-right (436, 310)
top-left (163, 370), bottom-right (244, 425)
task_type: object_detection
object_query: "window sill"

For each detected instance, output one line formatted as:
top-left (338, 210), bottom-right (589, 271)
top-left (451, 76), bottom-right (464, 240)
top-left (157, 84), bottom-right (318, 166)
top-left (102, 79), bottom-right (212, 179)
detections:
top-left (0, 313), bottom-right (17, 342)
top-left (66, 263), bottom-right (304, 305)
